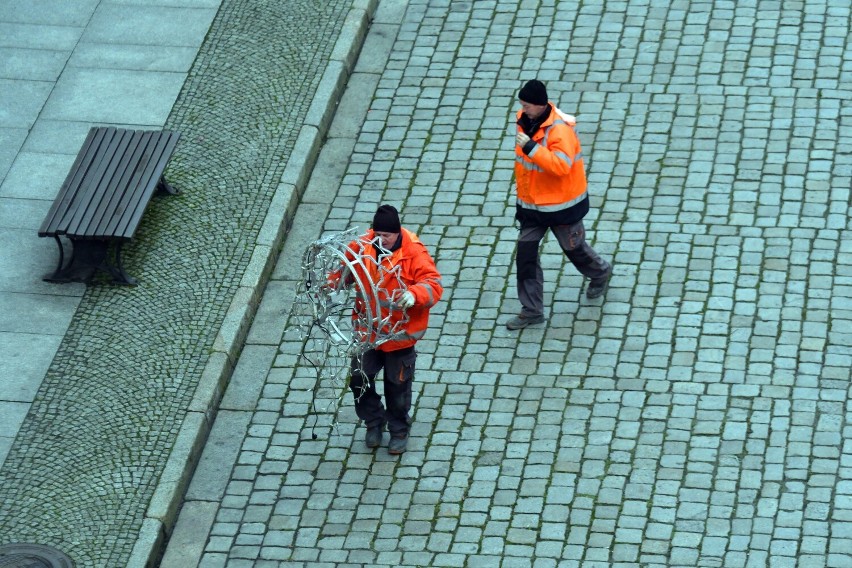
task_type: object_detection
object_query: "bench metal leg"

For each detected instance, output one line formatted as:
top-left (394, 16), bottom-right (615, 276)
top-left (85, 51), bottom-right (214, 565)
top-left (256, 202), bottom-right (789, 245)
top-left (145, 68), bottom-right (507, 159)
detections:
top-left (111, 242), bottom-right (137, 286)
top-left (43, 239), bottom-right (137, 285)
top-left (156, 176), bottom-right (179, 195)
top-left (43, 235), bottom-right (67, 282)
top-left (44, 239), bottom-right (104, 283)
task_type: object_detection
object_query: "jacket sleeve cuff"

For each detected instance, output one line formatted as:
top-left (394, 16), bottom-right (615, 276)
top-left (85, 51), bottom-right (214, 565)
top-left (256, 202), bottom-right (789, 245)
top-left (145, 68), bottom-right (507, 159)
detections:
top-left (522, 140), bottom-right (537, 155)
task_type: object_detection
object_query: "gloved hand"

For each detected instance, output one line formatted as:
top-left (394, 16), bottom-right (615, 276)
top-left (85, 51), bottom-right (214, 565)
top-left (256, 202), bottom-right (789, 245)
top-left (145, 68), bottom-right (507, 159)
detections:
top-left (516, 132), bottom-right (531, 147)
top-left (398, 291), bottom-right (415, 309)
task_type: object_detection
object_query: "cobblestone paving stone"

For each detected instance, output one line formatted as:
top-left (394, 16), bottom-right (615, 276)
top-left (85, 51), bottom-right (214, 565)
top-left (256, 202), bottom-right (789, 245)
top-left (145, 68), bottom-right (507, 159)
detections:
top-left (0, 0), bottom-right (354, 565)
top-left (199, 0), bottom-right (851, 566)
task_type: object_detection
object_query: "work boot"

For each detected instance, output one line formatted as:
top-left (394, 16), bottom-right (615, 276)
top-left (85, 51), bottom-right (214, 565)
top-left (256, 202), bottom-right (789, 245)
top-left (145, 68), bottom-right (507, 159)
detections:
top-left (586, 266), bottom-right (612, 299)
top-left (365, 424), bottom-right (383, 449)
top-left (506, 313), bottom-right (545, 330)
top-left (388, 435), bottom-right (408, 455)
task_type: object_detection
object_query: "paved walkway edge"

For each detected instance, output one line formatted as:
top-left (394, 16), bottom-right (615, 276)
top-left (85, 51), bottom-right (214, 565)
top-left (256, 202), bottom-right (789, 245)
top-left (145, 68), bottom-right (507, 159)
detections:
top-left (126, 2), bottom-right (378, 566)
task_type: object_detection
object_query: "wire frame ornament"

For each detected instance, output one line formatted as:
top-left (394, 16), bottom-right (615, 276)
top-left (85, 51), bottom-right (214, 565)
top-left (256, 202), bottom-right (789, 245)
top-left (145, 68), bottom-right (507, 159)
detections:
top-left (288, 228), bottom-right (410, 437)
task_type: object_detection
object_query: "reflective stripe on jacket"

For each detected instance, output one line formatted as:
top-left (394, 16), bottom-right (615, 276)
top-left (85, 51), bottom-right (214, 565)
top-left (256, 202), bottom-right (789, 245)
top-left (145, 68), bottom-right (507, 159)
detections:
top-left (348, 228), bottom-right (443, 352)
top-left (515, 104), bottom-right (588, 217)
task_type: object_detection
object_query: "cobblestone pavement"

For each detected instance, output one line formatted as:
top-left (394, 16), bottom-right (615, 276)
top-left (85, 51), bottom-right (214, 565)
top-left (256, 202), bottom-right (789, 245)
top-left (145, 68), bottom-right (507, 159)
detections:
top-left (166, 0), bottom-right (852, 567)
top-left (0, 0), bottom-right (360, 566)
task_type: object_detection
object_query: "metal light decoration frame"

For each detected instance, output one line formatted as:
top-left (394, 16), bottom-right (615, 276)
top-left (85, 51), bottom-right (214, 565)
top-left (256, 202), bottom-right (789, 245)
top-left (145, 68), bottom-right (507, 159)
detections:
top-left (288, 228), bottom-right (410, 436)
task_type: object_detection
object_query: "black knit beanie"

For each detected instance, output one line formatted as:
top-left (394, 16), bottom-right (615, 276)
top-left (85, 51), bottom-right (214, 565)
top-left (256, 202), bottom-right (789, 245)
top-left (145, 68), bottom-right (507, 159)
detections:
top-left (372, 204), bottom-right (401, 233)
top-left (518, 80), bottom-right (548, 105)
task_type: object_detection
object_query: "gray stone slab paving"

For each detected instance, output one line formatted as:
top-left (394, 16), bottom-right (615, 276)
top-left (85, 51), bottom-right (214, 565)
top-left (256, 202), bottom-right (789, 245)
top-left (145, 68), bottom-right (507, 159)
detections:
top-left (18, 120), bottom-right (109, 154)
top-left (0, 151), bottom-right (76, 199)
top-left (0, 331), bottom-right (62, 401)
top-left (0, 23), bottom-right (84, 51)
top-left (0, 79), bottom-right (54, 128)
top-left (0, 401), bottom-right (28, 463)
top-left (40, 68), bottom-right (187, 124)
top-left (0, 0), bottom-right (99, 27)
top-left (81, 4), bottom-right (218, 47)
top-left (0, 47), bottom-right (70, 81)
top-left (0, 198), bottom-right (53, 231)
top-left (0, 292), bottom-right (81, 333)
top-left (0, 401), bottom-right (28, 439)
top-left (68, 43), bottom-right (201, 73)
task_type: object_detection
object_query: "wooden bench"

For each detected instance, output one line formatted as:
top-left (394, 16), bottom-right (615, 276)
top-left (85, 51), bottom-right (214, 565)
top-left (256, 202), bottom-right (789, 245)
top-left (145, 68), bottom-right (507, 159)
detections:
top-left (38, 126), bottom-right (181, 285)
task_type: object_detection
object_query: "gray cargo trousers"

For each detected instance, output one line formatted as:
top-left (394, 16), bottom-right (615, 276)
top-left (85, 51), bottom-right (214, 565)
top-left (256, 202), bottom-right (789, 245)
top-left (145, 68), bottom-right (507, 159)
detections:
top-left (516, 220), bottom-right (611, 317)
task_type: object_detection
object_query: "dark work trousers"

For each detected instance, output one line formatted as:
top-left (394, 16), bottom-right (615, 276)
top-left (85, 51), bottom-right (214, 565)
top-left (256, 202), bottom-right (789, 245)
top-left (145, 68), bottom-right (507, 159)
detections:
top-left (349, 346), bottom-right (416, 437)
top-left (516, 220), bottom-right (611, 317)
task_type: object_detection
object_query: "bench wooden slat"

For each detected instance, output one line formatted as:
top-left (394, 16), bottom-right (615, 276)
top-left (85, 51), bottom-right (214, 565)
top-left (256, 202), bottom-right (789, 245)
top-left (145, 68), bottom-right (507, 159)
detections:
top-left (71, 129), bottom-right (136, 238)
top-left (117, 132), bottom-right (179, 238)
top-left (112, 131), bottom-right (180, 239)
top-left (38, 127), bottom-right (106, 237)
top-left (62, 127), bottom-right (123, 237)
top-left (82, 130), bottom-right (151, 238)
top-left (98, 130), bottom-right (156, 239)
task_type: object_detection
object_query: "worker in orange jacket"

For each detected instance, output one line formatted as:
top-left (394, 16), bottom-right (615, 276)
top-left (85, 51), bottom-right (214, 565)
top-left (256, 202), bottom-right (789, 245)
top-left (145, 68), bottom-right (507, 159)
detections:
top-left (507, 79), bottom-right (612, 330)
top-left (335, 205), bottom-right (442, 454)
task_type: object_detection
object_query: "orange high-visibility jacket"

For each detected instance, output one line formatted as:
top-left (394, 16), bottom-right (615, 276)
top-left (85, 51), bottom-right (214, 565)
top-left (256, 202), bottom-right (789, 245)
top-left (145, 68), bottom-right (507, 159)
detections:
top-left (339, 228), bottom-right (443, 352)
top-left (515, 104), bottom-right (588, 216)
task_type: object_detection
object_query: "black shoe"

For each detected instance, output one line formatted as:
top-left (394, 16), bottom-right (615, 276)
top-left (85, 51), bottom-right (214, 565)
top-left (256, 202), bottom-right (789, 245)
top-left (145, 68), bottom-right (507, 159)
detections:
top-left (388, 435), bottom-right (408, 455)
top-left (365, 425), bottom-right (383, 448)
top-left (586, 266), bottom-right (612, 299)
top-left (506, 314), bottom-right (545, 330)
